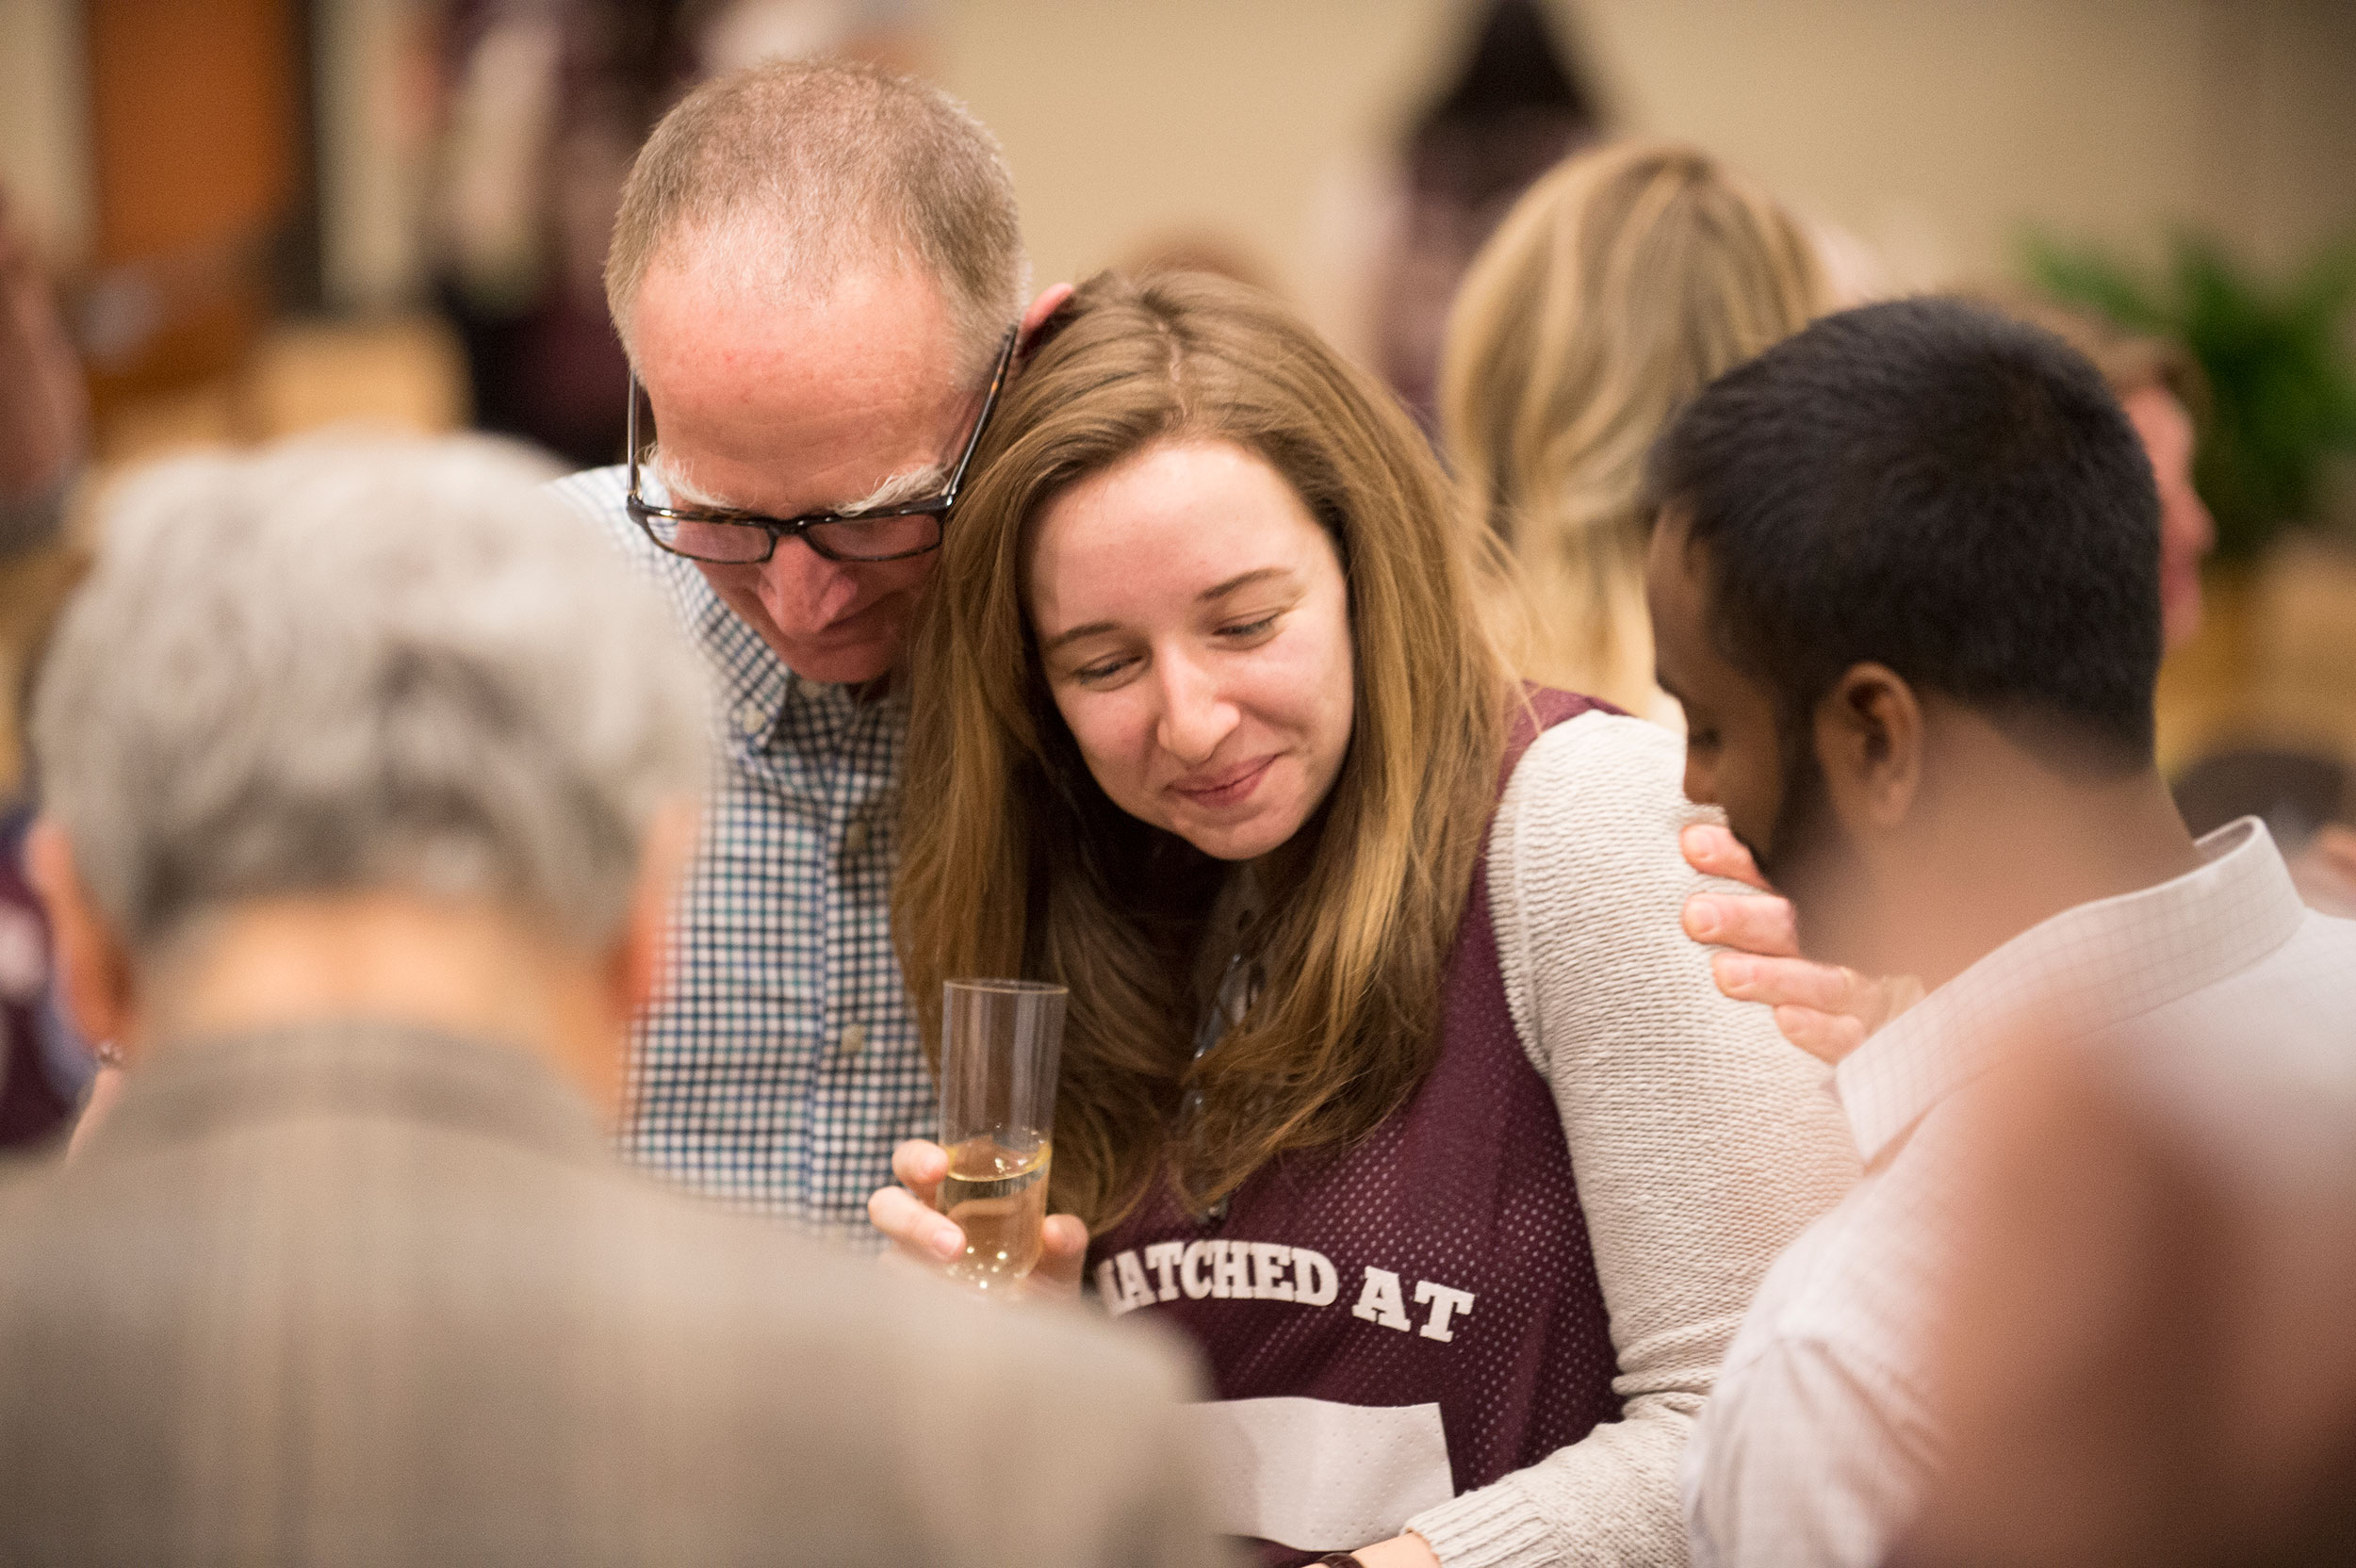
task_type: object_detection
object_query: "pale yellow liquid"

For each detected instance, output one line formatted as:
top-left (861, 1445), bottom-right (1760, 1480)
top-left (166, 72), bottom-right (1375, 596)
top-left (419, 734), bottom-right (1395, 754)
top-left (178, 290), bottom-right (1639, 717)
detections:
top-left (940, 1136), bottom-right (1051, 1295)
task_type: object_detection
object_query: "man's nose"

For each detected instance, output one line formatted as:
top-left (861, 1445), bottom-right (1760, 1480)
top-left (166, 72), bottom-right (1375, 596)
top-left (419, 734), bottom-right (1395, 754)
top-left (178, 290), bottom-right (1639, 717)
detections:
top-left (1153, 649), bottom-right (1240, 764)
top-left (756, 541), bottom-right (861, 634)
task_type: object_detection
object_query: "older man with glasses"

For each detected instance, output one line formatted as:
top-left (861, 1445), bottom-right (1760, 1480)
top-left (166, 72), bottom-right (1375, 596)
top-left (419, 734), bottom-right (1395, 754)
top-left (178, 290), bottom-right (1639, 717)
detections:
top-left (548, 60), bottom-right (1067, 1238)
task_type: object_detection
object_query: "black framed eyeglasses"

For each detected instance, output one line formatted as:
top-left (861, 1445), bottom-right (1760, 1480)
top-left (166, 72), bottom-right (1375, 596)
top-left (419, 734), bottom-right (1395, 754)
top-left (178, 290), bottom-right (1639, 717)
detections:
top-left (624, 324), bottom-right (1019, 564)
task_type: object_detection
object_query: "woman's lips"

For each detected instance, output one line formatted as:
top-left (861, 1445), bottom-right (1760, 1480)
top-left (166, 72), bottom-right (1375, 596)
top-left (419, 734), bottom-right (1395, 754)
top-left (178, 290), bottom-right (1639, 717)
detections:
top-left (1170, 755), bottom-right (1277, 810)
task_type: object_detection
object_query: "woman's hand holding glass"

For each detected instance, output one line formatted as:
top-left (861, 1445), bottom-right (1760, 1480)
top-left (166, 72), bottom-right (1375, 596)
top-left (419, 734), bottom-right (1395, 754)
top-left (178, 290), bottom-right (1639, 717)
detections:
top-left (871, 977), bottom-right (1081, 1298)
top-left (867, 1138), bottom-right (1090, 1300)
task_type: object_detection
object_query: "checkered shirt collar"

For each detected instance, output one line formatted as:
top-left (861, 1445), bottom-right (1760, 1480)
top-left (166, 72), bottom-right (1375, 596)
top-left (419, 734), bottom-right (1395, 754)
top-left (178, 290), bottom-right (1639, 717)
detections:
top-left (658, 532), bottom-right (891, 748)
top-left (1834, 816), bottom-right (2308, 1167)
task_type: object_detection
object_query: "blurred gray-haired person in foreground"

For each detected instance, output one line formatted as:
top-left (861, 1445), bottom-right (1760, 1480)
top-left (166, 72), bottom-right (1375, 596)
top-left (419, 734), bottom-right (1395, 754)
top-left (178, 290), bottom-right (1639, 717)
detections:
top-left (0, 437), bottom-right (1218, 1567)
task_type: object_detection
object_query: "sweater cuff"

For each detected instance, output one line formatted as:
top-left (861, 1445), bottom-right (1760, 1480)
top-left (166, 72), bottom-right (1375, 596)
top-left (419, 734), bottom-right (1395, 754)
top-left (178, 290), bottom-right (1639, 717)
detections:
top-left (1406, 1478), bottom-right (1556, 1568)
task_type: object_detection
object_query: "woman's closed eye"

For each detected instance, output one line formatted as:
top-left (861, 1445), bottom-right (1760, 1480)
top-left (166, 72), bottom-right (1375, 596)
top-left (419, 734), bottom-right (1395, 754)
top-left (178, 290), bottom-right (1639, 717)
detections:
top-left (1214, 610), bottom-right (1284, 644)
top-left (1060, 611), bottom-right (1287, 686)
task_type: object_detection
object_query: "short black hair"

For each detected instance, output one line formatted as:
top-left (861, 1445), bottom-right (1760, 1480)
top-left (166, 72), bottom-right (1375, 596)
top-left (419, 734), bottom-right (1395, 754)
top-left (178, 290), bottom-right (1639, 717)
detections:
top-left (1648, 295), bottom-right (2164, 769)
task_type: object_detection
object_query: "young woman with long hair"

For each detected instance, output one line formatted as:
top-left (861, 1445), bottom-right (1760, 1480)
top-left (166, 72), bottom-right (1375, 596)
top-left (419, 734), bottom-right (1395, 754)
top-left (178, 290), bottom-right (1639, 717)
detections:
top-left (1441, 140), bottom-right (1830, 722)
top-left (869, 271), bottom-right (1853, 1566)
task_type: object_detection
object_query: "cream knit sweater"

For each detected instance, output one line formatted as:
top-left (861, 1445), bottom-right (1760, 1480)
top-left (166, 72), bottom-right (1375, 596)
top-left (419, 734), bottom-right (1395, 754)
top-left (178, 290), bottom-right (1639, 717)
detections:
top-left (1402, 710), bottom-right (1860, 1567)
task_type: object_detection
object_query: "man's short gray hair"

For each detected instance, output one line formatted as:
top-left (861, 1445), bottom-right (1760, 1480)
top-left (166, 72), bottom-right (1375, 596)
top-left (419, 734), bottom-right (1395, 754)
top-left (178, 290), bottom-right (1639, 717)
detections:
top-left (33, 435), bottom-right (711, 957)
top-left (605, 58), bottom-right (1027, 387)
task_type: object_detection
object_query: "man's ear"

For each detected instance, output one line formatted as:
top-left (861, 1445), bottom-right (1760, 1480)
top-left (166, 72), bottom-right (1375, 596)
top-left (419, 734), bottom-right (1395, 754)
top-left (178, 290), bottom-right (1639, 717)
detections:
top-left (1815, 662), bottom-right (1925, 831)
top-left (607, 798), bottom-right (701, 1022)
top-left (23, 819), bottom-right (137, 1050)
top-left (1018, 284), bottom-right (1075, 355)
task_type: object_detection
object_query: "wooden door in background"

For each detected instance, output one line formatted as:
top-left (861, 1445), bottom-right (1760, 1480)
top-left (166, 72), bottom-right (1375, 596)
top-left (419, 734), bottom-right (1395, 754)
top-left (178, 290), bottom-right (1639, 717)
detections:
top-left (82, 0), bottom-right (302, 418)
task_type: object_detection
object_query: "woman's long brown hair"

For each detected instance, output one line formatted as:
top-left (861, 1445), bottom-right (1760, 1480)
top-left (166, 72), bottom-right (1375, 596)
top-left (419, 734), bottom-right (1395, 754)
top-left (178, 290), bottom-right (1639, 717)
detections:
top-left (894, 271), bottom-right (1509, 1230)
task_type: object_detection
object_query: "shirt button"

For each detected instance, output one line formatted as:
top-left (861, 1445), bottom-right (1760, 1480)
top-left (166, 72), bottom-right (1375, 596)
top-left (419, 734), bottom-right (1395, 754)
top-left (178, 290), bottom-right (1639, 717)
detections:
top-left (843, 819), bottom-right (871, 857)
top-left (839, 1021), bottom-right (868, 1058)
top-left (733, 701), bottom-right (765, 738)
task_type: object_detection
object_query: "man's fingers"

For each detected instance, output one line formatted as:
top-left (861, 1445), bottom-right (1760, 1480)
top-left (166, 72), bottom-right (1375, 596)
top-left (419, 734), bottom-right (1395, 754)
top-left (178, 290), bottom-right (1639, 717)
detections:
top-left (1681, 823), bottom-right (1770, 890)
top-left (1684, 890), bottom-right (1800, 956)
top-left (1712, 951), bottom-right (1863, 1012)
top-left (1714, 953), bottom-right (1921, 1063)
top-left (1774, 1004), bottom-right (1870, 1066)
top-left (867, 1184), bottom-right (964, 1262)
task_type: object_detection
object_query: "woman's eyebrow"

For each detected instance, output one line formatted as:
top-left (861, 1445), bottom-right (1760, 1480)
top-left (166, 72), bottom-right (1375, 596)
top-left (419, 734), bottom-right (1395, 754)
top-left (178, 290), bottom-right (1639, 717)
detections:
top-left (1198, 566), bottom-right (1295, 603)
top-left (1040, 619), bottom-right (1121, 655)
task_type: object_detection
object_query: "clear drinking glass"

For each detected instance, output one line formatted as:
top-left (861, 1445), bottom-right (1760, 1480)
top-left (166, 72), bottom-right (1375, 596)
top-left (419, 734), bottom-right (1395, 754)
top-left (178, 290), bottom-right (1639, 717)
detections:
top-left (937, 978), bottom-right (1067, 1295)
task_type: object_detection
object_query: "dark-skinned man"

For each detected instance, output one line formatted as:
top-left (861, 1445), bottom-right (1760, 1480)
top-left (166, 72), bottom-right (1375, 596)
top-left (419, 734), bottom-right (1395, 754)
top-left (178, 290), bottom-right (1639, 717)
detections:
top-left (1644, 297), bottom-right (2356, 1568)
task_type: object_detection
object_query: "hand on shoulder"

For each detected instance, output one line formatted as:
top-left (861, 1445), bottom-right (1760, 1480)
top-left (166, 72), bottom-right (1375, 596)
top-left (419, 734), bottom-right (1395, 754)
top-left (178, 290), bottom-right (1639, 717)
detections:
top-left (1678, 824), bottom-right (1922, 1063)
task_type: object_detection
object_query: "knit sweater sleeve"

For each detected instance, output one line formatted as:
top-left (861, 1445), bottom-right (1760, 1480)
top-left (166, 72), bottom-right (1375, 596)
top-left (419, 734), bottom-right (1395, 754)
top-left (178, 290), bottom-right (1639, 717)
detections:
top-left (1405, 711), bottom-right (1860, 1568)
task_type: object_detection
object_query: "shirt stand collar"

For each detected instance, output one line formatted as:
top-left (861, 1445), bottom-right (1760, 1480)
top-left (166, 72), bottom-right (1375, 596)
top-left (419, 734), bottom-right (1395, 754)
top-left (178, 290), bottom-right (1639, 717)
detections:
top-left (1834, 817), bottom-right (2308, 1166)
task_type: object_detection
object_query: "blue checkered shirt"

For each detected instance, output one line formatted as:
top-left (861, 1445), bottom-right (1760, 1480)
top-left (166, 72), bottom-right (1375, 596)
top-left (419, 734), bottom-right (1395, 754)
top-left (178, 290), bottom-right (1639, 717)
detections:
top-left (549, 466), bottom-right (937, 1243)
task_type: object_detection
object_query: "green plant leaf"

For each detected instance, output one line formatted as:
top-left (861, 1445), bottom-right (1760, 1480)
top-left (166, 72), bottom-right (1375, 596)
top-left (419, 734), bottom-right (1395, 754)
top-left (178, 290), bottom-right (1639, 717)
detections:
top-left (2020, 229), bottom-right (2356, 560)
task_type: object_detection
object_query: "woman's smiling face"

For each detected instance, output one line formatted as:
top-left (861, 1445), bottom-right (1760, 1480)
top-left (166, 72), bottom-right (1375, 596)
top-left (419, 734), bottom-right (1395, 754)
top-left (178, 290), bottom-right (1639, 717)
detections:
top-left (1025, 439), bottom-right (1355, 862)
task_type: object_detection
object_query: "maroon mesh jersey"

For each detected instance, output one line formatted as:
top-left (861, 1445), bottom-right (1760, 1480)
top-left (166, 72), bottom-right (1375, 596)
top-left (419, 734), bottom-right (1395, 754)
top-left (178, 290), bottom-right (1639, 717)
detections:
top-left (1088, 689), bottom-right (1620, 1562)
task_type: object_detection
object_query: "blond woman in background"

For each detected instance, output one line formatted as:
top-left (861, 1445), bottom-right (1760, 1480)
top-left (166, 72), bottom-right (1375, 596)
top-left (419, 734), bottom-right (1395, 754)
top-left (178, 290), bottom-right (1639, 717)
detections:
top-left (1440, 141), bottom-right (1830, 722)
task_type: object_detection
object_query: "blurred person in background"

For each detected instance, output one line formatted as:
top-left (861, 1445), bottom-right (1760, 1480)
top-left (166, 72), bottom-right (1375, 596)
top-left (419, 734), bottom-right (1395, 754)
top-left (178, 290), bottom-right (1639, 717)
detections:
top-left (1366, 0), bottom-right (1599, 428)
top-left (0, 191), bottom-right (97, 1148)
top-left (1894, 1036), bottom-right (2356, 1568)
top-left (870, 271), bottom-right (1856, 1567)
top-left (426, 0), bottom-right (928, 467)
top-left (1439, 141), bottom-right (1829, 722)
top-left (1976, 292), bottom-right (2216, 648)
top-left (428, 0), bottom-right (696, 467)
top-left (549, 58), bottom-right (1069, 1233)
top-left (0, 195), bottom-right (83, 558)
top-left (1644, 297), bottom-right (2356, 1568)
top-left (0, 435), bottom-right (1219, 1566)
top-left (1995, 297), bottom-right (2356, 923)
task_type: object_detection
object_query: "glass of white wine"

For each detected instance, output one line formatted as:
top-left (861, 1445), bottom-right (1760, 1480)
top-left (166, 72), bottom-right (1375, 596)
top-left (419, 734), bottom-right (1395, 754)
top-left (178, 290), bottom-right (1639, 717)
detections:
top-left (937, 978), bottom-right (1067, 1295)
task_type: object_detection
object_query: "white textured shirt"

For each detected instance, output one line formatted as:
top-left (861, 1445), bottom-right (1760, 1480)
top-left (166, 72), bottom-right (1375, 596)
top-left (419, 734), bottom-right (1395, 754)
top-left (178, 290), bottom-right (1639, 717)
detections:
top-left (1682, 818), bottom-right (2356, 1568)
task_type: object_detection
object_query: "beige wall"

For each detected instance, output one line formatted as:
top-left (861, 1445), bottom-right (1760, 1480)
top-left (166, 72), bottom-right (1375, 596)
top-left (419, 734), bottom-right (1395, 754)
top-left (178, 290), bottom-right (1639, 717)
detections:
top-left (938, 0), bottom-right (2356, 321)
top-left (936, 0), bottom-right (1463, 339)
top-left (1573, 0), bottom-right (2356, 283)
top-left (8, 0), bottom-right (2353, 318)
